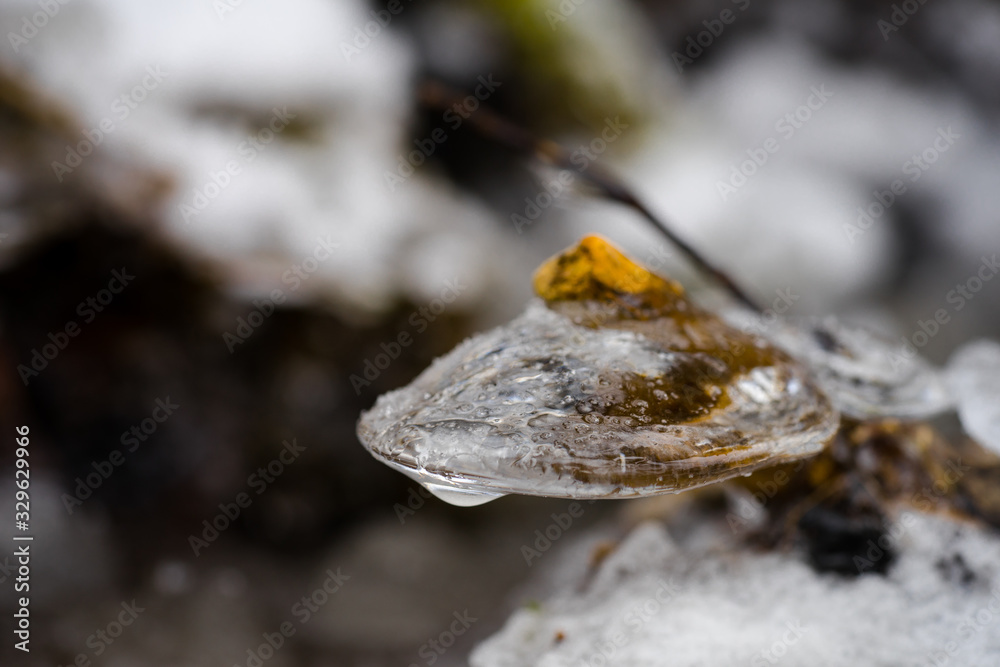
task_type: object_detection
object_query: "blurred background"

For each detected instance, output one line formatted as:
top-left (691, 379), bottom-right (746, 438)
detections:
top-left (0, 0), bottom-right (998, 665)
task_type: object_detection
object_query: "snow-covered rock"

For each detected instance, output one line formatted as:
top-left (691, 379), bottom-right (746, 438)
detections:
top-left (473, 515), bottom-right (1000, 666)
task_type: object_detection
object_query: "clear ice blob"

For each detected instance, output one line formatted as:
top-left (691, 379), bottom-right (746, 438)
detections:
top-left (721, 306), bottom-right (952, 421)
top-left (357, 236), bottom-right (839, 504)
top-left (947, 339), bottom-right (1000, 455)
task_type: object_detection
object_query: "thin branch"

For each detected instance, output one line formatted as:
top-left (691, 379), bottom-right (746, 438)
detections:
top-left (418, 80), bottom-right (762, 313)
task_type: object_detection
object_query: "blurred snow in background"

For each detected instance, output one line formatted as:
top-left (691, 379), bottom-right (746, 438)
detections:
top-left (2, 0), bottom-right (995, 339)
top-left (1, 0), bottom-right (509, 314)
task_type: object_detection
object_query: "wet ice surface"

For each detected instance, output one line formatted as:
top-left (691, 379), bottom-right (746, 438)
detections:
top-left (948, 339), bottom-right (1000, 455)
top-left (726, 312), bottom-right (952, 420)
top-left (471, 516), bottom-right (1000, 667)
top-left (358, 300), bottom-right (838, 504)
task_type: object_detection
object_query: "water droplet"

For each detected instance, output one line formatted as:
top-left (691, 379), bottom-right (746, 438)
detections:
top-left (423, 483), bottom-right (505, 507)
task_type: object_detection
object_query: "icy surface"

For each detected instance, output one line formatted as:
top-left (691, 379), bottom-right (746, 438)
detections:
top-left (728, 313), bottom-right (953, 420)
top-left (472, 515), bottom-right (1000, 667)
top-left (358, 300), bottom-right (838, 503)
top-left (948, 339), bottom-right (1000, 455)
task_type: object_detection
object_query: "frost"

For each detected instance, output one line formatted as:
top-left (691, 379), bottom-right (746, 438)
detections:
top-left (947, 339), bottom-right (1000, 455)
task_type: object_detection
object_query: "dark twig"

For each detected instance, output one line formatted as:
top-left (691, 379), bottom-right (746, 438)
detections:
top-left (418, 80), bottom-right (762, 313)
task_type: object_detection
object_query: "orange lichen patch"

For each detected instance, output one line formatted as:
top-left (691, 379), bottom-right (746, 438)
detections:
top-left (533, 235), bottom-right (685, 311)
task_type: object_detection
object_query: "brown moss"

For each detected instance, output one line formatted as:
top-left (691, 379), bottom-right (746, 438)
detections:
top-left (533, 236), bottom-right (791, 442)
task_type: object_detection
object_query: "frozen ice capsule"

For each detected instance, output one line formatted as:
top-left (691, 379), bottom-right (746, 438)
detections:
top-left (357, 236), bottom-right (839, 503)
top-left (753, 315), bottom-right (952, 420)
top-left (947, 339), bottom-right (1000, 455)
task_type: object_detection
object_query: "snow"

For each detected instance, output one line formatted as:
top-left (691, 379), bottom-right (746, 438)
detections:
top-left (3, 1), bottom-right (997, 323)
top-left (564, 36), bottom-right (991, 315)
top-left (472, 515), bottom-right (1000, 666)
top-left (0, 0), bottom-right (523, 315)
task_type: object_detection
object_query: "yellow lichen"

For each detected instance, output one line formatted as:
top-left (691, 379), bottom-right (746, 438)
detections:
top-left (533, 235), bottom-right (684, 306)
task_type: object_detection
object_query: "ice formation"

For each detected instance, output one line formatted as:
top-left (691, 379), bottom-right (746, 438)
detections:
top-left (758, 315), bottom-right (952, 420)
top-left (948, 339), bottom-right (1000, 455)
top-left (358, 236), bottom-right (838, 505)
